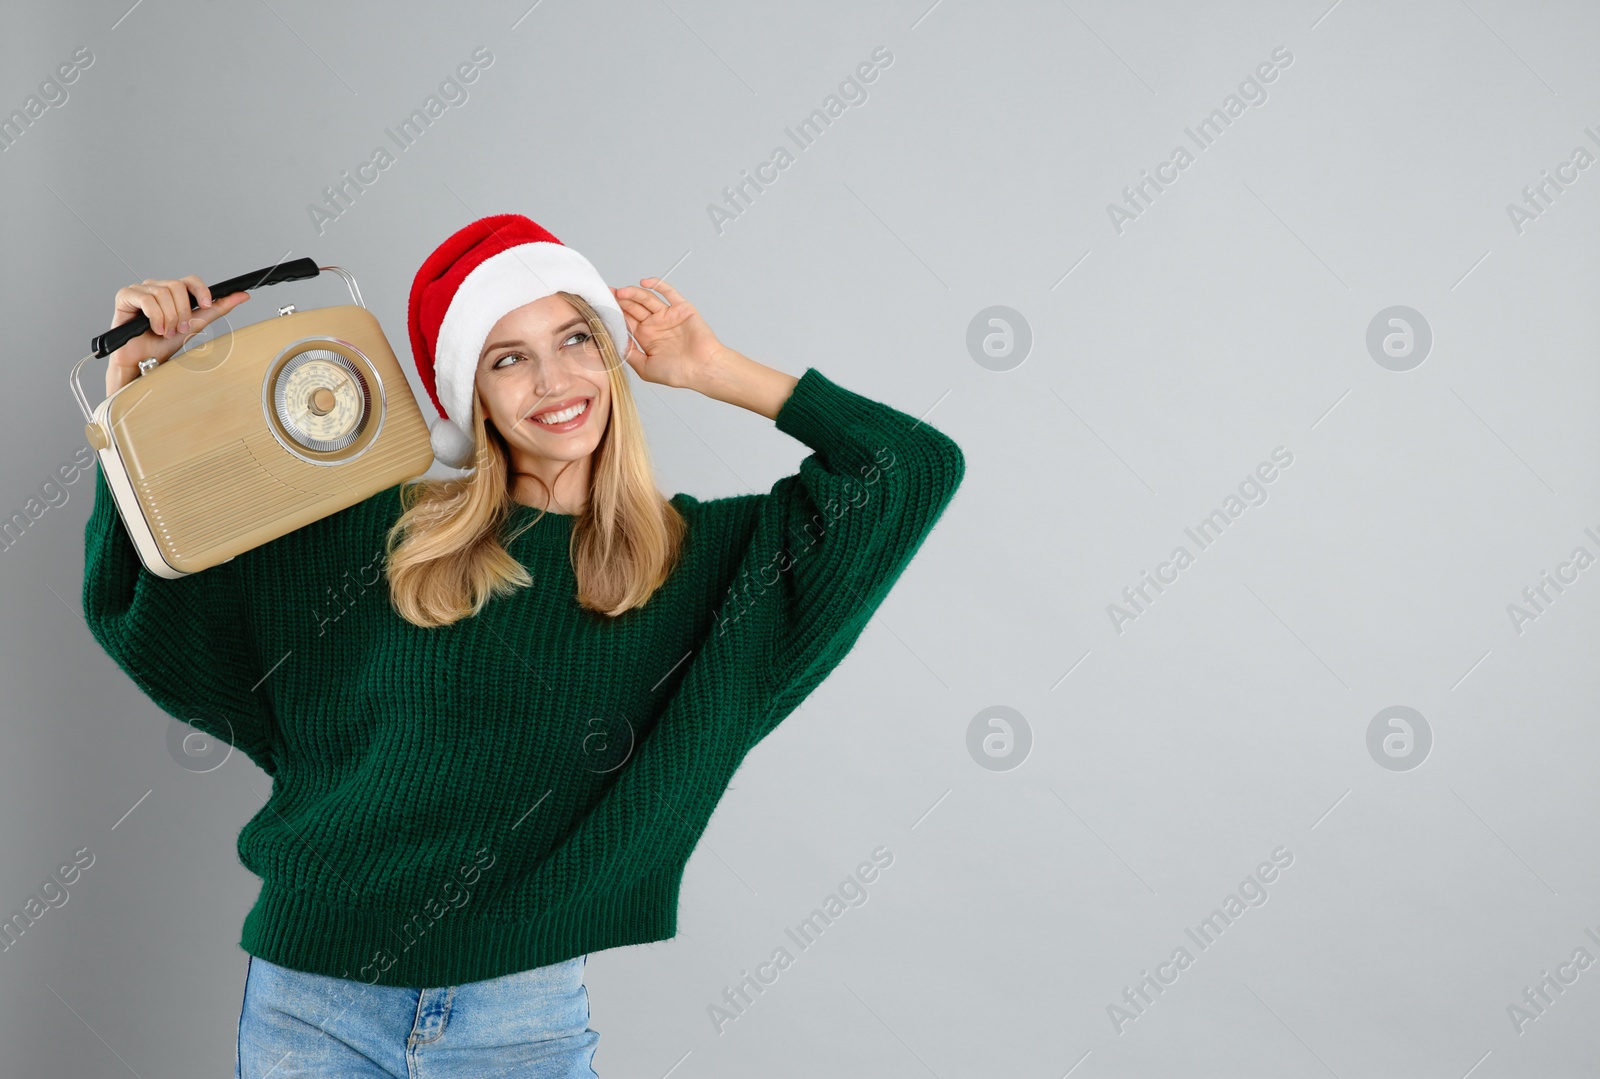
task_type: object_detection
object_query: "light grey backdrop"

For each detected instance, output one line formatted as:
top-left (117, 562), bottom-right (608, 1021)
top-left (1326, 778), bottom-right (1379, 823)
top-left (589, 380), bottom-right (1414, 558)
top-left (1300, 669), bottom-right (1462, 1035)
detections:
top-left (3, 0), bottom-right (1597, 1075)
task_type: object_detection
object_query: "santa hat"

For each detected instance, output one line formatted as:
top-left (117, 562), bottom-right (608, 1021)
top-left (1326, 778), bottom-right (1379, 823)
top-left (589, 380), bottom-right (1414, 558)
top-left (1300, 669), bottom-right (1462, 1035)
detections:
top-left (407, 213), bottom-right (629, 469)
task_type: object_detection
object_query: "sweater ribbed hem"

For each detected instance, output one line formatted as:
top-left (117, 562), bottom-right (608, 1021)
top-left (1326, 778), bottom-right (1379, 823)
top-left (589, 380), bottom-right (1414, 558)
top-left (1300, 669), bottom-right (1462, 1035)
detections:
top-left (239, 867), bottom-right (682, 988)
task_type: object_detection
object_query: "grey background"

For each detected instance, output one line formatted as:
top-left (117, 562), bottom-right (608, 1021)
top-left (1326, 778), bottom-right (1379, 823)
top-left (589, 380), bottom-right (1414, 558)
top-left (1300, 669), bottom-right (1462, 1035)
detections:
top-left (3, 0), bottom-right (1597, 1075)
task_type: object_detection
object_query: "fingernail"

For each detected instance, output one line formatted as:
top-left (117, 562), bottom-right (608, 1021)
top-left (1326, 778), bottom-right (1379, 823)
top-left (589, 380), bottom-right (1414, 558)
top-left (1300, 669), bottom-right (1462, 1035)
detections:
top-left (178, 321), bottom-right (190, 332)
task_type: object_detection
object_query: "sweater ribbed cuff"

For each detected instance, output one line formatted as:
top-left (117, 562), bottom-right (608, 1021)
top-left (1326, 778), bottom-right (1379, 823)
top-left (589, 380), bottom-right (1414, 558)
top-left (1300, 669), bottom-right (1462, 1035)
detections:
top-left (775, 366), bottom-right (882, 446)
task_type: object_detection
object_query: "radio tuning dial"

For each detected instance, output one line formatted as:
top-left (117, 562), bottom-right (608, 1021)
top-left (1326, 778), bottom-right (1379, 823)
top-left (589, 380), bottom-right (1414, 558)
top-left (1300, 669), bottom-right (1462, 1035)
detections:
top-left (271, 348), bottom-right (371, 452)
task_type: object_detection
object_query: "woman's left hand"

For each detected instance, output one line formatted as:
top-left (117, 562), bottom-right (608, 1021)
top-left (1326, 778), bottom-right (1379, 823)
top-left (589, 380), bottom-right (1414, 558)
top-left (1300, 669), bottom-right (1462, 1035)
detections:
top-left (612, 279), bottom-right (727, 391)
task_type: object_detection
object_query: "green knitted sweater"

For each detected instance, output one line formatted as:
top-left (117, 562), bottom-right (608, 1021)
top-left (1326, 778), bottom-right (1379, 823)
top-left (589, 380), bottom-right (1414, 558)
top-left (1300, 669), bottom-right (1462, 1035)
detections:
top-left (82, 366), bottom-right (963, 987)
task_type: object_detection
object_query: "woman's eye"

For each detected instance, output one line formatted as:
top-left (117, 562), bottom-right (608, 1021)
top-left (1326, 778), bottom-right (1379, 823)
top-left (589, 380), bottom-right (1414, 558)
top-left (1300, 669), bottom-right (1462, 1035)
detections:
top-left (493, 333), bottom-right (589, 368)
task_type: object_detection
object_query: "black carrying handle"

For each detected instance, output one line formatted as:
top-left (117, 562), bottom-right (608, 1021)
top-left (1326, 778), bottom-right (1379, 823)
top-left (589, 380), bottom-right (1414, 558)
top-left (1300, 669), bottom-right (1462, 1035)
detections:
top-left (90, 257), bottom-right (322, 359)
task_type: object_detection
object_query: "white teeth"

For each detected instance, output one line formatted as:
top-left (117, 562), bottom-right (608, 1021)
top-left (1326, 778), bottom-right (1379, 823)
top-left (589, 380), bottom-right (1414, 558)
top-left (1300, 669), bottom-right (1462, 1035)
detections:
top-left (532, 399), bottom-right (588, 425)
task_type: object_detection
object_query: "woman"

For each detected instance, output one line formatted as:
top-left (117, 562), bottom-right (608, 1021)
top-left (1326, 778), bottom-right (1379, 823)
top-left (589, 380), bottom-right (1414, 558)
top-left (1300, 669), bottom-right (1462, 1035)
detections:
top-left (85, 214), bottom-right (965, 1077)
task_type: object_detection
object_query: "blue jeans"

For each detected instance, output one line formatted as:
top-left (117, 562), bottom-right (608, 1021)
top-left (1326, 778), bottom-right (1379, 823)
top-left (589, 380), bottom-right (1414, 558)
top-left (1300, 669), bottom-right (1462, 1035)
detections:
top-left (235, 953), bottom-right (599, 1078)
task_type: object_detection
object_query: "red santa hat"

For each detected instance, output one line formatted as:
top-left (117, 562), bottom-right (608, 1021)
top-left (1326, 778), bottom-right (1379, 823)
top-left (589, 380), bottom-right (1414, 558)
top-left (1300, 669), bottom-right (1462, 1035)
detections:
top-left (408, 213), bottom-right (629, 469)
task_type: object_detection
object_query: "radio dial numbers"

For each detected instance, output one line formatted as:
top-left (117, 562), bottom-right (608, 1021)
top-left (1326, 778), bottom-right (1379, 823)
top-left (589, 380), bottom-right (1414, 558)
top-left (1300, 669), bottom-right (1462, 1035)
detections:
top-left (272, 349), bottom-right (371, 452)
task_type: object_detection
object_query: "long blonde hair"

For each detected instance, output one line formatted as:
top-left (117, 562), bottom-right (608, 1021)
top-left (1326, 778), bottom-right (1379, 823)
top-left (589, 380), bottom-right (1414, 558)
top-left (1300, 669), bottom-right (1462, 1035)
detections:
top-left (384, 291), bottom-right (686, 627)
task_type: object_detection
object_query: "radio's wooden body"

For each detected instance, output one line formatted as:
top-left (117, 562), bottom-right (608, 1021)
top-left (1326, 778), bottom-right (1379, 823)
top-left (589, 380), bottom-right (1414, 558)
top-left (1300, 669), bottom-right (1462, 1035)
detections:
top-left (86, 304), bottom-right (436, 578)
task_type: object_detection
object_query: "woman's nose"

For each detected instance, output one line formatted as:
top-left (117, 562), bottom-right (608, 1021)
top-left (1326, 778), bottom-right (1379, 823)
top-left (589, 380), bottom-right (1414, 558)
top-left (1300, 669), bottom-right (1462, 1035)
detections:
top-left (522, 357), bottom-right (555, 395)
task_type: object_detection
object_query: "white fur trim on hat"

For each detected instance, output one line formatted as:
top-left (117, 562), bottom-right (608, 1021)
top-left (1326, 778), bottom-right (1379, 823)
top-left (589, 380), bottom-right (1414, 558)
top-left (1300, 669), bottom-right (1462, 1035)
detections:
top-left (432, 242), bottom-right (627, 466)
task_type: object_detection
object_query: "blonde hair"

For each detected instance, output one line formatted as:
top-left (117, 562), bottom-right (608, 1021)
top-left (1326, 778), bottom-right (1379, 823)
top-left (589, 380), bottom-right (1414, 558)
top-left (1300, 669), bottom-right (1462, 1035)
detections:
top-left (384, 291), bottom-right (686, 627)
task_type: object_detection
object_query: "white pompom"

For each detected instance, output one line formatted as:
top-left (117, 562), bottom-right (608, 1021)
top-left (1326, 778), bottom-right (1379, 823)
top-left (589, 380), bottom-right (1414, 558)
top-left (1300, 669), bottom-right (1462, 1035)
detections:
top-left (430, 417), bottom-right (475, 470)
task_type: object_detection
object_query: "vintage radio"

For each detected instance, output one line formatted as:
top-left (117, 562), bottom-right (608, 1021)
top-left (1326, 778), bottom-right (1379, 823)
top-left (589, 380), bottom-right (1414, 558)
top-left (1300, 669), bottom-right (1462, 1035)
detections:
top-left (70, 259), bottom-right (436, 578)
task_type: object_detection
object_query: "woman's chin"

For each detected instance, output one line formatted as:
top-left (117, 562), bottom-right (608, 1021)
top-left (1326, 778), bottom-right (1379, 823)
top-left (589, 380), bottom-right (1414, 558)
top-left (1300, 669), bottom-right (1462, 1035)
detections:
top-left (511, 430), bottom-right (601, 462)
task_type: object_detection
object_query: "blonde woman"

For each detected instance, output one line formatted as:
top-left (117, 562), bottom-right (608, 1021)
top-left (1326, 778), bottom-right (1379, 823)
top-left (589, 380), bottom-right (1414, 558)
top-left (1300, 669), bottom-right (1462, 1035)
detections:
top-left (85, 214), bottom-right (965, 1078)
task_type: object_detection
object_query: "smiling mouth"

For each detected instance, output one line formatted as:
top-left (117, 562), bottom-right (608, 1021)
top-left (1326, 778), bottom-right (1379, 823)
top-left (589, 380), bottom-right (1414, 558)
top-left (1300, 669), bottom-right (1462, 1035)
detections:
top-left (526, 397), bottom-right (592, 427)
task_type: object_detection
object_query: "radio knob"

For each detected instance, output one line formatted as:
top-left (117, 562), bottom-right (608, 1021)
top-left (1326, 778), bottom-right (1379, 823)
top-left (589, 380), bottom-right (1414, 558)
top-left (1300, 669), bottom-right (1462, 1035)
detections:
top-left (271, 348), bottom-right (370, 453)
top-left (85, 423), bottom-right (108, 451)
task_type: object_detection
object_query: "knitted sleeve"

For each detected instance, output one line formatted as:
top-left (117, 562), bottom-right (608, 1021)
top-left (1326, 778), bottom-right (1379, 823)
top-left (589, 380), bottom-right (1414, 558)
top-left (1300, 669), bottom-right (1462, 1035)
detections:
top-left (717, 366), bottom-right (965, 751)
top-left (81, 464), bottom-right (279, 775)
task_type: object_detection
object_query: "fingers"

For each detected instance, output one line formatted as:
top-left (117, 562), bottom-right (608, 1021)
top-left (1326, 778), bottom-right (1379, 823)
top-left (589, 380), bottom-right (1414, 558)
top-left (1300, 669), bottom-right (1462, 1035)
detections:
top-left (179, 290), bottom-right (246, 340)
top-left (132, 287), bottom-right (170, 336)
top-left (614, 291), bottom-right (652, 321)
top-left (109, 280), bottom-right (246, 351)
top-left (612, 286), bottom-right (657, 326)
top-left (615, 283), bottom-right (667, 316)
top-left (161, 279), bottom-right (195, 333)
top-left (614, 295), bottom-right (653, 325)
top-left (122, 276), bottom-right (220, 337)
top-left (139, 280), bottom-right (179, 336)
top-left (106, 276), bottom-right (245, 395)
top-left (641, 277), bottom-right (686, 305)
top-left (110, 286), bottom-right (145, 329)
top-left (180, 273), bottom-right (214, 311)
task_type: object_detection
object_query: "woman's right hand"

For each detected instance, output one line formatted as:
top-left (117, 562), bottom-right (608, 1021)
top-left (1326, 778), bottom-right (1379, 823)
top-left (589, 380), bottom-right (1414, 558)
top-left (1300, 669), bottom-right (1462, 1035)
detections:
top-left (106, 276), bottom-right (252, 397)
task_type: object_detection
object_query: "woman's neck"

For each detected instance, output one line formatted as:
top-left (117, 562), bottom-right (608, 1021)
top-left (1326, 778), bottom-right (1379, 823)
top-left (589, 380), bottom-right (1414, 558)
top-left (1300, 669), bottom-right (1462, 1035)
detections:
top-left (509, 456), bottom-right (591, 515)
